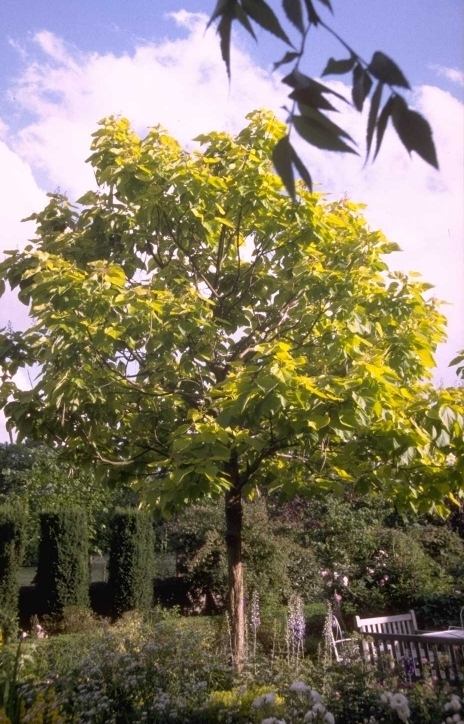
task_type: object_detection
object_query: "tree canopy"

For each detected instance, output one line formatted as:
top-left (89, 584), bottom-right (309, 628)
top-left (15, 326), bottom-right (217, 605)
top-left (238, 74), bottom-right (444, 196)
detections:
top-left (207, 0), bottom-right (439, 196)
top-left (0, 110), bottom-right (462, 664)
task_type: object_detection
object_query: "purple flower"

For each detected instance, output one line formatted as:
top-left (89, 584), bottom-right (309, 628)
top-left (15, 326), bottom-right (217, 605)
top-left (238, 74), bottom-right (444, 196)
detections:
top-left (287, 595), bottom-right (306, 646)
top-left (250, 591), bottom-right (261, 631)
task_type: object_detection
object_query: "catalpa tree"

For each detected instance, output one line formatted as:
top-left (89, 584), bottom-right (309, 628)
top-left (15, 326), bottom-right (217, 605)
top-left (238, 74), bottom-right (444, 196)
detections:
top-left (0, 111), bottom-right (463, 667)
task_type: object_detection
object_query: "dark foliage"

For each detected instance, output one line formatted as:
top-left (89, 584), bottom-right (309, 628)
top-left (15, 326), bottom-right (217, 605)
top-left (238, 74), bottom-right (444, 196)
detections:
top-left (108, 509), bottom-right (155, 615)
top-left (36, 509), bottom-right (90, 616)
top-left (0, 502), bottom-right (25, 640)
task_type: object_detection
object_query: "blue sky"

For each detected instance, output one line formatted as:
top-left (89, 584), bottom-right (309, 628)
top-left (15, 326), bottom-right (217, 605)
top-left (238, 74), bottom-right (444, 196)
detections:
top-left (0, 1), bottom-right (463, 440)
top-left (1, 0), bottom-right (462, 95)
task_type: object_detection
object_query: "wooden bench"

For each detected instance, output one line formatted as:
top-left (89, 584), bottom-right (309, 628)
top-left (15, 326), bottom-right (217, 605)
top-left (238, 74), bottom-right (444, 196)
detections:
top-left (355, 611), bottom-right (419, 636)
top-left (355, 612), bottom-right (464, 681)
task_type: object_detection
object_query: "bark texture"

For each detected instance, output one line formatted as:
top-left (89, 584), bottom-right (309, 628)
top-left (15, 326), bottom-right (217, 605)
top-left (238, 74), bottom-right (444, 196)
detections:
top-left (225, 483), bottom-right (244, 670)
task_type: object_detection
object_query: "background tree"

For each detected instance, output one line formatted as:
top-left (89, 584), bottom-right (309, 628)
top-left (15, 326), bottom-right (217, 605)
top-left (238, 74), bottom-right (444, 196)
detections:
top-left (0, 443), bottom-right (139, 562)
top-left (0, 111), bottom-right (462, 666)
top-left (207, 0), bottom-right (439, 196)
top-left (0, 442), bottom-right (38, 498)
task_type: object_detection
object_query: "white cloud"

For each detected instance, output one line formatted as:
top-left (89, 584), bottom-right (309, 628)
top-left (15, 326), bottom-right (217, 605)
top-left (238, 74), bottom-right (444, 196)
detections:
top-left (0, 143), bottom-right (46, 441)
top-left (0, 10), bottom-right (463, 442)
top-left (9, 12), bottom-right (285, 198)
top-left (430, 64), bottom-right (464, 88)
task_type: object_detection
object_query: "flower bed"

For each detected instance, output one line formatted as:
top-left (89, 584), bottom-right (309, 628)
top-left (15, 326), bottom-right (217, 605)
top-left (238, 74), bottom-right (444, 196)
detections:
top-left (0, 608), bottom-right (463, 724)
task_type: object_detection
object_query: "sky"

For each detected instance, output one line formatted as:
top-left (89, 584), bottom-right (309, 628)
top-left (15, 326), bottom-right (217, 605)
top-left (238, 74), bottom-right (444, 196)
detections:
top-left (0, 0), bottom-right (463, 442)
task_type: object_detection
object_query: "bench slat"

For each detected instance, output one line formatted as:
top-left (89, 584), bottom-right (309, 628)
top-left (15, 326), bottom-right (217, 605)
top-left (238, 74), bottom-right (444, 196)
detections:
top-left (359, 631), bottom-right (464, 682)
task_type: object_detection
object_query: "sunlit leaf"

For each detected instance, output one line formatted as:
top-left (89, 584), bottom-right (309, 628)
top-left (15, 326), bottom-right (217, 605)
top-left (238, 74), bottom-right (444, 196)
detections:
top-left (438, 405), bottom-right (456, 430)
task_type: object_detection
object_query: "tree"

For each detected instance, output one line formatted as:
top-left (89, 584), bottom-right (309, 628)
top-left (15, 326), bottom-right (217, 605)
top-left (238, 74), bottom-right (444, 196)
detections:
top-left (0, 443), bottom-right (139, 560)
top-left (207, 1), bottom-right (439, 196)
top-left (0, 111), bottom-right (463, 666)
top-left (0, 441), bottom-right (38, 497)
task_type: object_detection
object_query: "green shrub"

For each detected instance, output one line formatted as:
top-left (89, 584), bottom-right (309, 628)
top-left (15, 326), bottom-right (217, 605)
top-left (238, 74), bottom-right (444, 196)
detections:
top-left (36, 509), bottom-right (90, 616)
top-left (42, 605), bottom-right (103, 635)
top-left (0, 503), bottom-right (25, 641)
top-left (108, 509), bottom-right (155, 615)
top-left (163, 498), bottom-right (325, 611)
top-left (411, 523), bottom-right (464, 580)
top-left (414, 590), bottom-right (464, 630)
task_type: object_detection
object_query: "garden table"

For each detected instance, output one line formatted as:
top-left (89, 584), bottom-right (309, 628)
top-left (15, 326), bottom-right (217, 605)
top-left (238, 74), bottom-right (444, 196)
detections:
top-left (421, 629), bottom-right (464, 640)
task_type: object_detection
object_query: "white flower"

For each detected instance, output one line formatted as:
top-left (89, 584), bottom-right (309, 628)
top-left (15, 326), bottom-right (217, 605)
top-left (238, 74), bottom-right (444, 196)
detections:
top-left (342, 576), bottom-right (349, 587)
top-left (381, 692), bottom-right (392, 704)
top-left (324, 713), bottom-right (335, 724)
top-left (253, 693), bottom-right (276, 708)
top-left (391, 693), bottom-right (408, 709)
top-left (450, 698), bottom-right (462, 713)
top-left (313, 702), bottom-right (327, 716)
top-left (289, 681), bottom-right (311, 693)
top-left (304, 713), bottom-right (315, 722)
top-left (260, 719), bottom-right (286, 724)
top-left (310, 690), bottom-right (322, 703)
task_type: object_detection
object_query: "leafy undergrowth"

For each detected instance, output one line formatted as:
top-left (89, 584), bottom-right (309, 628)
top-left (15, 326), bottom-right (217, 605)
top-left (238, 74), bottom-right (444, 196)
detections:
top-left (0, 609), bottom-right (462, 724)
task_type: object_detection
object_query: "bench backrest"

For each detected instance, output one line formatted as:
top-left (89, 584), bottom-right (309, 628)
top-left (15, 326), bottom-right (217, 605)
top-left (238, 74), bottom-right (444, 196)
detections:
top-left (355, 610), bottom-right (418, 635)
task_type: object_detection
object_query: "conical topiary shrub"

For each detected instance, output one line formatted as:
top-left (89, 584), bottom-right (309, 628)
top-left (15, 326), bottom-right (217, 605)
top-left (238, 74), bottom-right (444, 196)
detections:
top-left (108, 509), bottom-right (154, 616)
top-left (36, 509), bottom-right (89, 616)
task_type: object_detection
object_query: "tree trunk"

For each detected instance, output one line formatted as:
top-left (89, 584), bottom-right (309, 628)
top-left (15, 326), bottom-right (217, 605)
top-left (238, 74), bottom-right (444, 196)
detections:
top-left (225, 482), bottom-right (244, 671)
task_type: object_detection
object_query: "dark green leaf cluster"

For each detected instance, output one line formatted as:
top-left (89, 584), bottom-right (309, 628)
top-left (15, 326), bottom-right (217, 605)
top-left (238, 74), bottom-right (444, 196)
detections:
top-left (208, 0), bottom-right (438, 196)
